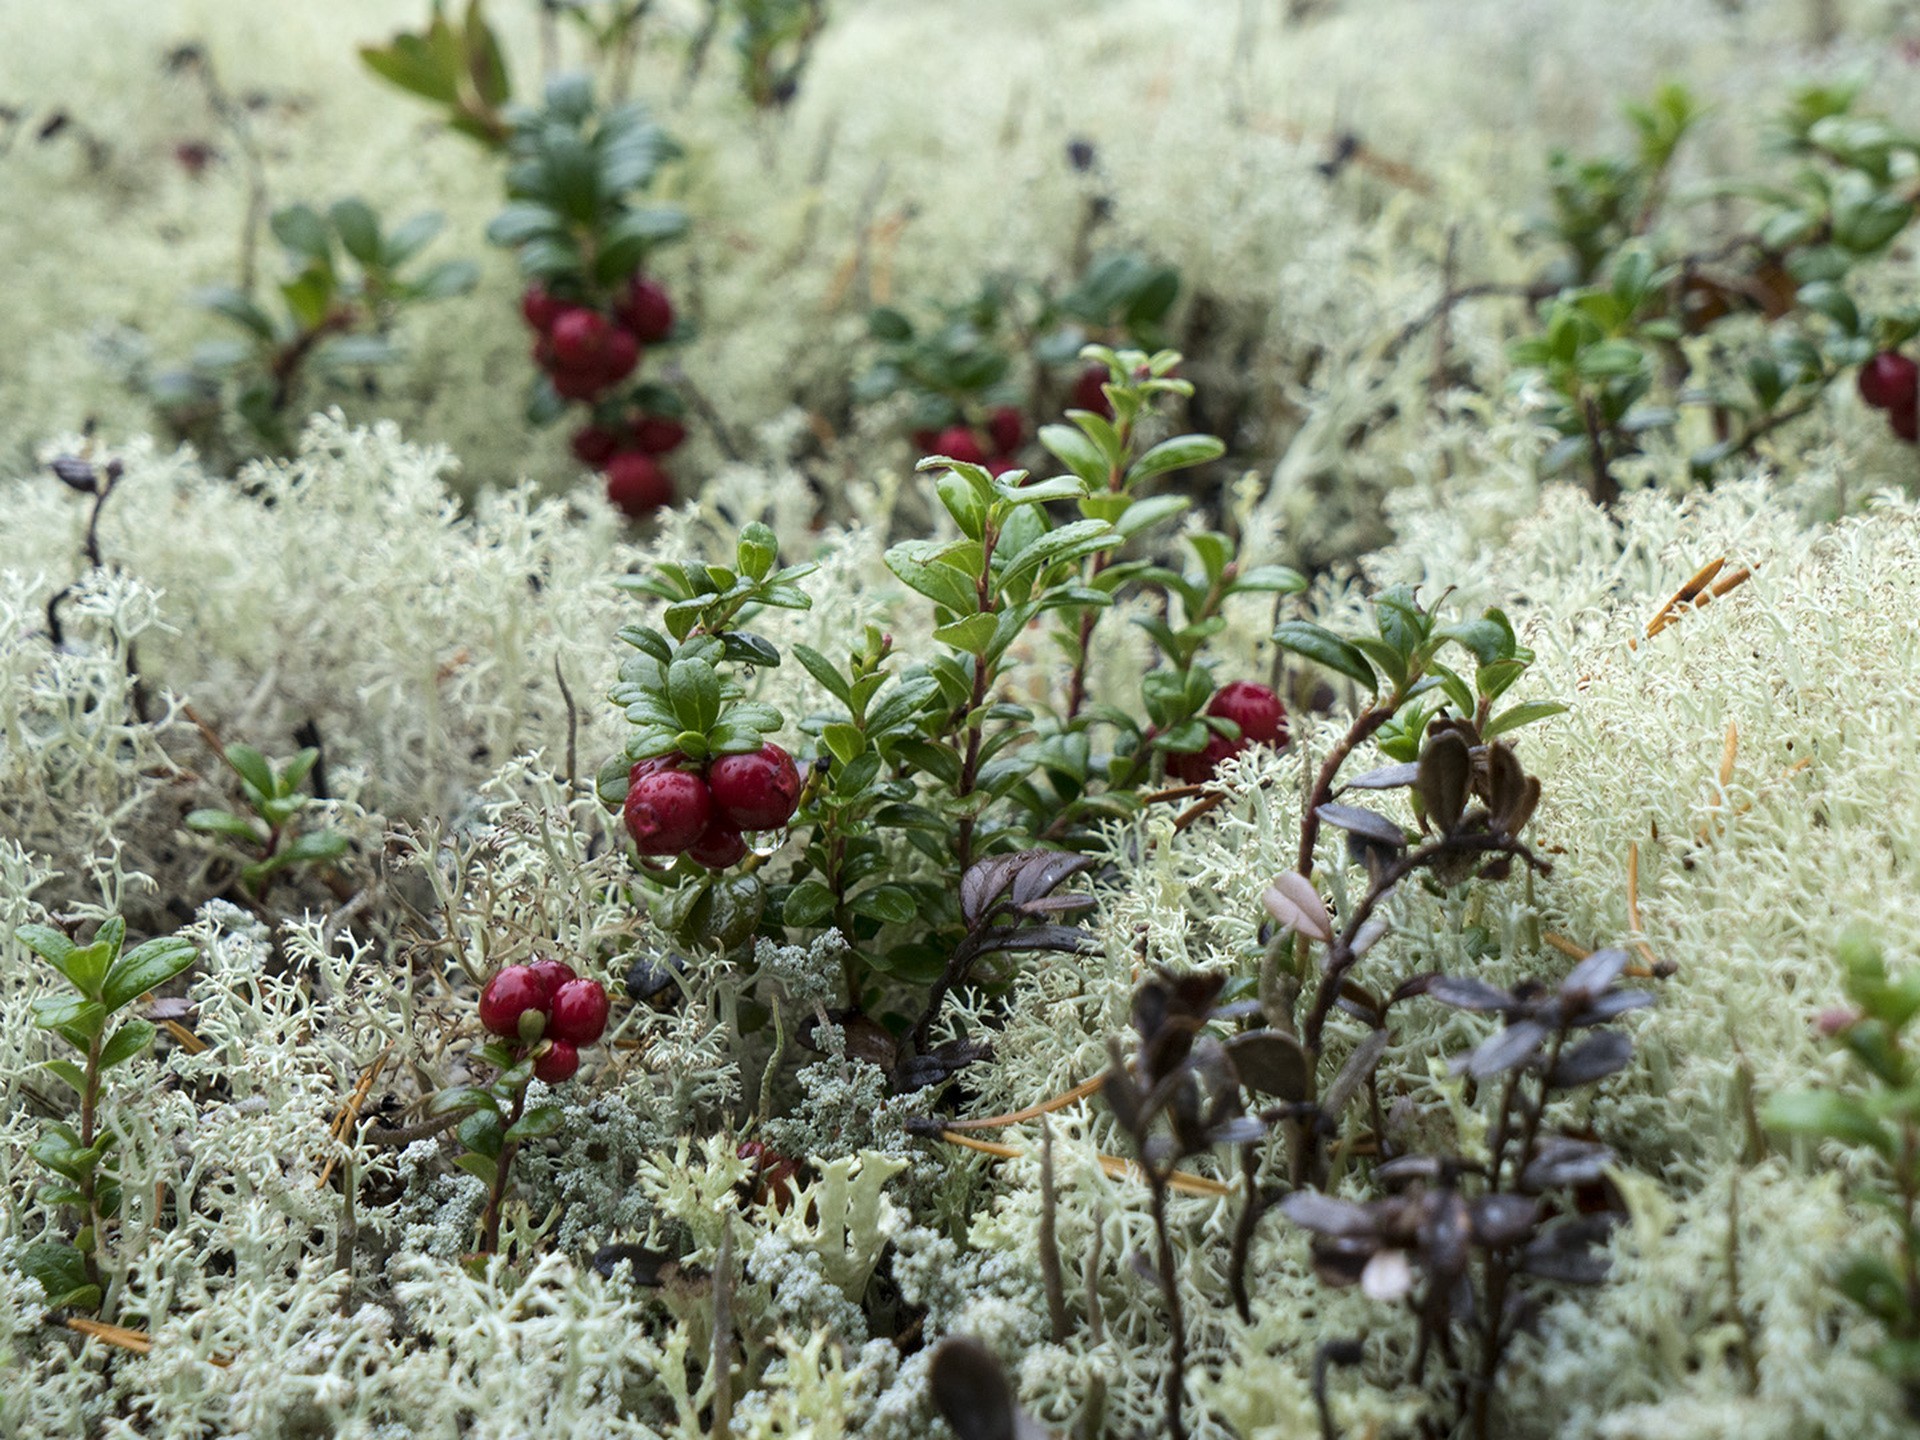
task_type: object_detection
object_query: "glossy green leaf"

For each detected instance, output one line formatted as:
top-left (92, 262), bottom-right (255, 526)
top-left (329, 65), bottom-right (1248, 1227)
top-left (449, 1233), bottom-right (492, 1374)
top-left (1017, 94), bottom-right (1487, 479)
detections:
top-left (1483, 701), bottom-right (1570, 739)
top-left (98, 1019), bottom-right (156, 1071)
top-left (1127, 434), bottom-right (1224, 485)
top-left (1274, 621), bottom-right (1376, 691)
top-left (101, 937), bottom-right (198, 1012)
top-left (505, 1105), bottom-right (565, 1142)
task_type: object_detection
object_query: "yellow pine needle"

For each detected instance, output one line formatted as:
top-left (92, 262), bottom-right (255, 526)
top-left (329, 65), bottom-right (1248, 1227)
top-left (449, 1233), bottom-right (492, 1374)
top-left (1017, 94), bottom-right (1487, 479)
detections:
top-left (943, 1074), bottom-right (1107, 1131)
top-left (1631, 558), bottom-right (1754, 647)
top-left (1542, 932), bottom-right (1590, 961)
top-left (65, 1317), bottom-right (232, 1367)
top-left (161, 1019), bottom-right (207, 1054)
top-left (66, 1317), bottom-right (150, 1354)
top-left (1625, 843), bottom-right (1663, 977)
top-left (319, 1047), bottom-right (390, 1188)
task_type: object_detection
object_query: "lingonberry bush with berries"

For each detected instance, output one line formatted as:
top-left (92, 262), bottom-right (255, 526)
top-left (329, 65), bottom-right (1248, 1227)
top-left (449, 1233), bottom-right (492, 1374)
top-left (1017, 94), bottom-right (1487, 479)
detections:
top-left (10, 2), bottom-right (1920, 1437)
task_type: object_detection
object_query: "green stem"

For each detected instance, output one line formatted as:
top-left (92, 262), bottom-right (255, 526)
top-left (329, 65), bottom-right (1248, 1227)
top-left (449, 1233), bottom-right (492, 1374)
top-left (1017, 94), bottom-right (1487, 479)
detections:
top-left (480, 1084), bottom-right (527, 1255)
top-left (953, 523), bottom-right (1000, 874)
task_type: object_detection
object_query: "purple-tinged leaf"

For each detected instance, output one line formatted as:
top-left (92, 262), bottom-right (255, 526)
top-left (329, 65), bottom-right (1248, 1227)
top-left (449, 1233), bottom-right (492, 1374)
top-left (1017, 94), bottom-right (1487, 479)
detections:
top-left (1469, 1194), bottom-right (1540, 1248)
top-left (1427, 975), bottom-right (1517, 1013)
top-left (1461, 1019), bottom-right (1549, 1078)
top-left (1208, 1115), bottom-right (1269, 1146)
top-left (1343, 762), bottom-right (1422, 791)
top-left (1280, 1190), bottom-right (1379, 1238)
top-left (1228, 1030), bottom-right (1313, 1101)
top-left (1321, 1029), bottom-right (1390, 1120)
top-left (1520, 1136), bottom-right (1613, 1191)
top-left (1548, 1030), bottom-right (1633, 1088)
top-left (1573, 988), bottom-right (1654, 1025)
top-left (1561, 947), bottom-right (1630, 1001)
top-left (1315, 803), bottom-right (1409, 850)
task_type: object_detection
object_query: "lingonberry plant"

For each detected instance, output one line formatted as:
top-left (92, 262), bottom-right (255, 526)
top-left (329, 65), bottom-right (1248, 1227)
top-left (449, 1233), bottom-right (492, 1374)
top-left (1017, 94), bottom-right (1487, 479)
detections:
top-left (596, 519), bottom-right (816, 947)
top-left (600, 349), bottom-right (1299, 1080)
top-left (361, 14), bottom-right (694, 514)
top-left (19, 919), bottom-right (199, 1316)
top-left (490, 76), bottom-right (690, 513)
top-left (184, 740), bottom-right (349, 900)
top-left (1765, 930), bottom-right (1920, 1419)
top-left (433, 958), bottom-right (612, 1254)
top-left (857, 250), bottom-right (1185, 464)
top-left (1505, 81), bottom-right (1920, 500)
top-left (151, 199), bottom-right (477, 456)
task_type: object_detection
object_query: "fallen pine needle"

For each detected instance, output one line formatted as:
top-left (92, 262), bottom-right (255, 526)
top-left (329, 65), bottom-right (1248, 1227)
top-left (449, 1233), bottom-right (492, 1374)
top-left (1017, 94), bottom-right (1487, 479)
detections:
top-left (65, 1316), bottom-right (233, 1368)
top-left (319, 1047), bottom-right (391, 1188)
top-left (1625, 843), bottom-right (1664, 977)
top-left (937, 1129), bottom-right (1231, 1198)
top-left (161, 1019), bottom-right (207, 1054)
top-left (1543, 932), bottom-right (1590, 961)
top-left (1631, 558), bottom-right (1754, 647)
top-left (944, 1075), bottom-right (1106, 1131)
top-left (66, 1317), bottom-right (149, 1354)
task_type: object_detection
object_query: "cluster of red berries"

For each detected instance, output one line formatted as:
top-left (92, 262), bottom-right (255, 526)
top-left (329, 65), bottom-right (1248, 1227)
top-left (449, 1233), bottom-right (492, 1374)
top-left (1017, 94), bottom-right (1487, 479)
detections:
top-left (521, 273), bottom-right (683, 515)
top-left (1858, 351), bottom-right (1919, 443)
top-left (623, 742), bottom-right (802, 868)
top-left (912, 406), bottom-right (1027, 477)
top-left (478, 959), bottom-right (611, 1084)
top-left (1171, 680), bottom-right (1289, 783)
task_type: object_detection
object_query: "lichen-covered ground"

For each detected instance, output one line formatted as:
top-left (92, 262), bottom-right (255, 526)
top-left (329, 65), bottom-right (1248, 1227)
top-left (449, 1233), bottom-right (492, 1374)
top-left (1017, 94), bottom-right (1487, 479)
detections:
top-left (5, 3), bottom-right (1920, 1437)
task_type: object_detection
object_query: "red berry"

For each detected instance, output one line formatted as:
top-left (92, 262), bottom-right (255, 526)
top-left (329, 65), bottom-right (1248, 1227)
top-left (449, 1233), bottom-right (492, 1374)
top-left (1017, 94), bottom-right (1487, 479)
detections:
top-left (1895, 394), bottom-right (1919, 444)
top-left (910, 428), bottom-right (940, 452)
top-left (624, 764), bottom-right (712, 853)
top-left (933, 426), bottom-right (987, 466)
top-left (1858, 352), bottom-right (1919, 410)
top-left (479, 965), bottom-right (548, 1038)
top-left (1169, 732), bottom-right (1247, 784)
top-left (605, 453), bottom-right (674, 516)
top-left (630, 755), bottom-right (679, 785)
top-left (686, 820), bottom-right (748, 870)
top-left (547, 978), bottom-right (610, 1046)
top-left (599, 327), bottom-right (640, 387)
top-left (1205, 681), bottom-right (1288, 748)
top-left (1070, 364), bottom-right (1114, 420)
top-left (706, 743), bottom-right (802, 830)
top-left (521, 285), bottom-right (566, 333)
top-left (571, 425), bottom-right (620, 466)
top-left (549, 308), bottom-right (611, 369)
top-left (986, 406), bottom-right (1024, 455)
top-left (534, 1041), bottom-right (580, 1084)
top-left (633, 415), bottom-right (687, 455)
top-left (615, 276), bottom-right (675, 344)
top-left (527, 958), bottom-right (577, 1000)
top-left (551, 365), bottom-right (609, 402)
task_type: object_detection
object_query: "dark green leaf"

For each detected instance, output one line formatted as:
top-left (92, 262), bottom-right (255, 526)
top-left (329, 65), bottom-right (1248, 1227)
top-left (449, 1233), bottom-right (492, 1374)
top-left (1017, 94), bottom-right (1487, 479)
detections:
top-left (792, 645), bottom-right (852, 706)
top-left (1127, 434), bottom-right (1224, 485)
top-left (784, 881), bottom-right (837, 928)
top-left (1483, 701), bottom-right (1569, 739)
top-left (505, 1105), bottom-right (565, 1141)
top-left (98, 1019), bottom-right (156, 1071)
top-left (1274, 621), bottom-right (1377, 691)
top-left (101, 937), bottom-right (198, 1012)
